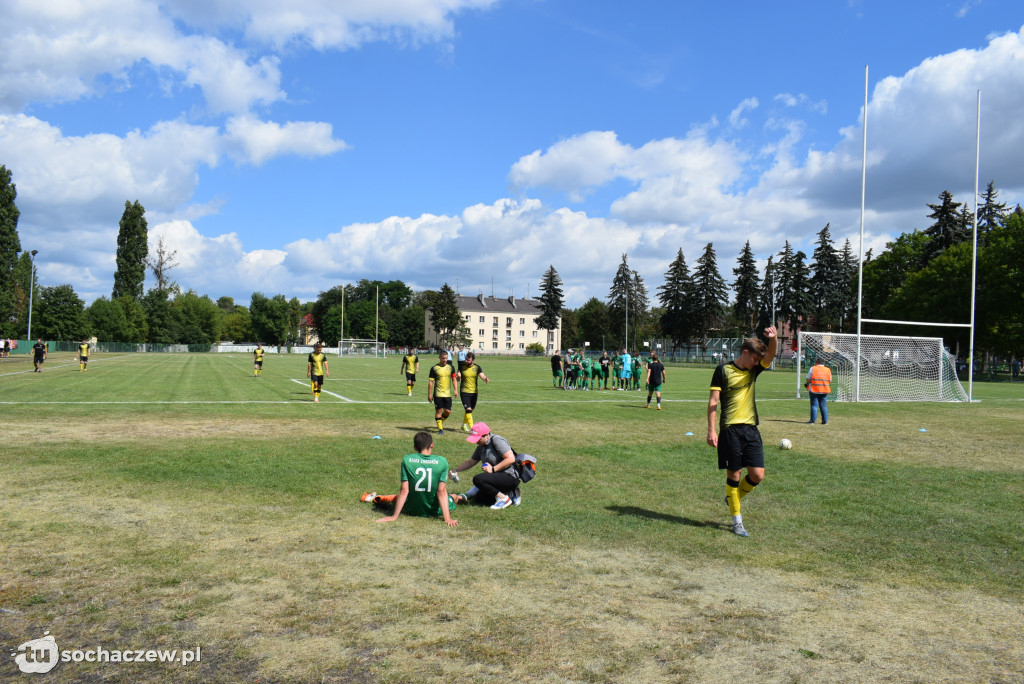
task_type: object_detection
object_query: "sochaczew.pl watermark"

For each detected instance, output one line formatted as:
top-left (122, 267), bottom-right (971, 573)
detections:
top-left (11, 632), bottom-right (201, 674)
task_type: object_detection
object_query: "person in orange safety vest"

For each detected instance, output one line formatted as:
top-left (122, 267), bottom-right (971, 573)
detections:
top-left (804, 359), bottom-right (832, 425)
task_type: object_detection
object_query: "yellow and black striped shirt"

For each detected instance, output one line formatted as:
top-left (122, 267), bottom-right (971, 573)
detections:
top-left (460, 363), bottom-right (483, 394)
top-left (710, 360), bottom-right (769, 428)
top-left (428, 362), bottom-right (456, 397)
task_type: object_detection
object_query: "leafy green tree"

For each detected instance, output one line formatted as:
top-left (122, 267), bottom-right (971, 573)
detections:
top-left (117, 295), bottom-right (149, 342)
top-left (345, 300), bottom-right (387, 340)
top-left (112, 200), bottom-right (148, 301)
top-left (885, 242), bottom-right (972, 352)
top-left (35, 284), bottom-right (88, 340)
top-left (86, 297), bottom-right (129, 341)
top-left (691, 242), bottom-right (728, 339)
top-left (861, 231), bottom-right (929, 320)
top-left (977, 209), bottom-right (1024, 356)
top-left (250, 292), bottom-right (291, 345)
top-left (10, 251), bottom-right (38, 338)
top-left (221, 305), bottom-right (252, 342)
top-left (142, 288), bottom-right (182, 343)
top-left (658, 248), bottom-right (696, 351)
top-left (427, 283), bottom-right (469, 349)
top-left (175, 291), bottom-right (221, 344)
top-left (536, 265), bottom-right (564, 334)
top-left (312, 285), bottom-right (347, 342)
top-left (389, 304), bottom-right (425, 348)
top-left (731, 241), bottom-right (760, 332)
top-left (809, 223), bottom-right (844, 329)
top-left (575, 297), bottom-right (610, 350)
top-left (0, 165), bottom-right (22, 335)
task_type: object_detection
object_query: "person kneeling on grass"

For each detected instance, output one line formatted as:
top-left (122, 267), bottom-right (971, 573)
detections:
top-left (372, 431), bottom-right (459, 527)
top-left (449, 422), bottom-right (521, 510)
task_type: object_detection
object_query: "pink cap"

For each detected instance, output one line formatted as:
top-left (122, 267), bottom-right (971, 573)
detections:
top-left (466, 422), bottom-right (490, 443)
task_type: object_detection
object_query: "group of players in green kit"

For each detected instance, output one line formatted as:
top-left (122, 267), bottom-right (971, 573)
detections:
top-left (551, 348), bottom-right (667, 409)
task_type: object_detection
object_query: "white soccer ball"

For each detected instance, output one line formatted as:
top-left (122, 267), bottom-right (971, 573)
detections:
top-left (779, 438), bottom-right (793, 450)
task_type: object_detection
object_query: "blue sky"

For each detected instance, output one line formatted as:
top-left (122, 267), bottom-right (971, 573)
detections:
top-left (2, 0), bottom-right (1023, 307)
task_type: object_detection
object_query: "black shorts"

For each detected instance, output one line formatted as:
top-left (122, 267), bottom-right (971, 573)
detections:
top-left (717, 424), bottom-right (765, 471)
top-left (406, 373), bottom-right (416, 382)
top-left (433, 396), bottom-right (453, 411)
top-left (254, 361), bottom-right (262, 368)
top-left (312, 375), bottom-right (324, 385)
top-left (34, 355), bottom-right (45, 363)
top-left (461, 392), bottom-right (478, 412)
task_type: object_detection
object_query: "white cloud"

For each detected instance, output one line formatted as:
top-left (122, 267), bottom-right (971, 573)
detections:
top-left (223, 116), bottom-right (349, 165)
top-left (728, 97), bottom-right (759, 128)
top-left (0, 0), bottom-right (284, 115)
top-left (166, 0), bottom-right (501, 50)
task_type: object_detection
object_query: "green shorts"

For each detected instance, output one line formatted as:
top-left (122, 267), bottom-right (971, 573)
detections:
top-left (648, 383), bottom-right (662, 392)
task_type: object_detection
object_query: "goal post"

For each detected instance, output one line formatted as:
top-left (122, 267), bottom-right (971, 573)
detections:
top-left (337, 338), bottom-right (386, 357)
top-left (798, 332), bottom-right (969, 403)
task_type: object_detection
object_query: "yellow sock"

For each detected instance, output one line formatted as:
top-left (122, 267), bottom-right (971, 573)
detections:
top-left (738, 476), bottom-right (758, 500)
top-left (466, 414), bottom-right (474, 428)
top-left (726, 480), bottom-right (742, 517)
top-left (80, 363), bottom-right (84, 371)
top-left (437, 419), bottom-right (444, 430)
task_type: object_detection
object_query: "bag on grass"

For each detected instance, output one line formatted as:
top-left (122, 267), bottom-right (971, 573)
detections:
top-left (514, 452), bottom-right (537, 483)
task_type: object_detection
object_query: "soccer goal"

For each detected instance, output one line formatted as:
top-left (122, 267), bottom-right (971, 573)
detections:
top-left (798, 332), bottom-right (969, 402)
top-left (338, 339), bottom-right (386, 357)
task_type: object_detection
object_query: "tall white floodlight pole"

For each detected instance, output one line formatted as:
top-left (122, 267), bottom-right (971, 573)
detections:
top-left (26, 249), bottom-right (38, 340)
top-left (855, 66), bottom-right (869, 402)
top-left (375, 285), bottom-right (380, 358)
top-left (624, 295), bottom-right (628, 351)
top-left (339, 286), bottom-right (345, 357)
top-left (968, 89), bottom-right (981, 401)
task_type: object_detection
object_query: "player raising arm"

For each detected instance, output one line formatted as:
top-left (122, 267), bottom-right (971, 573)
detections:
top-left (707, 326), bottom-right (778, 538)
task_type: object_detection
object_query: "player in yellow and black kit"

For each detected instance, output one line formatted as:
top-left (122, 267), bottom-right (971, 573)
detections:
top-left (307, 342), bottom-right (329, 403)
top-left (78, 339), bottom-right (90, 371)
top-left (707, 326), bottom-right (778, 538)
top-left (458, 351), bottom-right (489, 432)
top-left (427, 350), bottom-right (458, 434)
top-left (401, 352), bottom-right (419, 396)
top-left (253, 343), bottom-right (265, 378)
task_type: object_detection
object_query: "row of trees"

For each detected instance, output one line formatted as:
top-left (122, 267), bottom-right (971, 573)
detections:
top-left (537, 183), bottom-right (1021, 360)
top-left (2, 157), bottom-right (1020, 359)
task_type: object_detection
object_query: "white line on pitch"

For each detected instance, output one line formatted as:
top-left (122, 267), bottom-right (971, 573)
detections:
top-left (289, 378), bottom-right (355, 402)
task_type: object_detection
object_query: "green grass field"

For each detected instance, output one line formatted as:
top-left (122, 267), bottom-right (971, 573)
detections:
top-left (1, 351), bottom-right (1022, 682)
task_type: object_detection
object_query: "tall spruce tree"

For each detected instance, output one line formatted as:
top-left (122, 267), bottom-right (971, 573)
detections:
top-left (976, 180), bottom-right (1007, 242)
top-left (691, 242), bottom-right (728, 339)
top-left (788, 249), bottom-right (812, 333)
top-left (535, 265), bottom-right (564, 341)
top-left (112, 200), bottom-right (149, 301)
top-left (756, 255), bottom-right (776, 332)
top-left (809, 223), bottom-right (843, 329)
top-left (923, 191), bottom-right (966, 264)
top-left (731, 241), bottom-right (760, 333)
top-left (607, 254), bottom-right (633, 347)
top-left (774, 241), bottom-right (806, 334)
top-left (838, 238), bottom-right (859, 332)
top-left (658, 248), bottom-right (695, 351)
top-left (0, 165), bottom-right (22, 336)
top-left (628, 269), bottom-right (649, 349)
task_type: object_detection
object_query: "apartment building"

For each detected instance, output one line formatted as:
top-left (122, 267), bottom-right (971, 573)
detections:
top-left (424, 294), bottom-right (561, 354)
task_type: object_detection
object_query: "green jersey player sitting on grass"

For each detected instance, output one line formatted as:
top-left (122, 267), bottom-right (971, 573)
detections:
top-left (373, 431), bottom-right (459, 527)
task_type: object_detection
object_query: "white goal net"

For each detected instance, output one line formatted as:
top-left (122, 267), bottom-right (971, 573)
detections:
top-left (338, 339), bottom-right (386, 357)
top-left (798, 332), bottom-right (969, 402)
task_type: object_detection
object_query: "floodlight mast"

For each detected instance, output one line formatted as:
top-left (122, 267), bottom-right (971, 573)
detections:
top-left (27, 249), bottom-right (38, 340)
